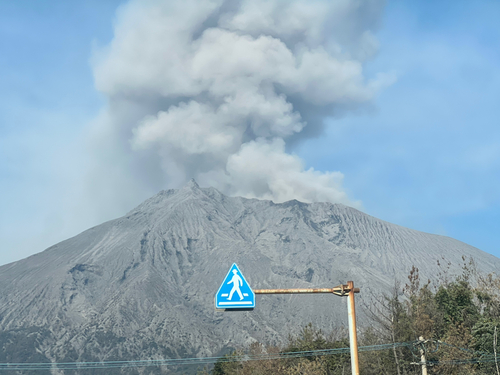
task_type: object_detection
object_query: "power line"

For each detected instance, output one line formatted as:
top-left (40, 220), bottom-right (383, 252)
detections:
top-left (0, 341), bottom-right (416, 371)
top-left (4, 339), bottom-right (496, 371)
top-left (412, 339), bottom-right (500, 368)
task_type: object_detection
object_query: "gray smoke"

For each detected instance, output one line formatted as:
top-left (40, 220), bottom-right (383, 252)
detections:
top-left (88, 0), bottom-right (392, 213)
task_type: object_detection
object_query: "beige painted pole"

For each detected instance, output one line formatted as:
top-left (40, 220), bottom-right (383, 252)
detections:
top-left (253, 282), bottom-right (360, 373)
top-left (418, 336), bottom-right (428, 375)
top-left (347, 281), bottom-right (360, 375)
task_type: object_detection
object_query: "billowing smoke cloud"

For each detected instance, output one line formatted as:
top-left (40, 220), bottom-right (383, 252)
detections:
top-left (89, 0), bottom-right (391, 212)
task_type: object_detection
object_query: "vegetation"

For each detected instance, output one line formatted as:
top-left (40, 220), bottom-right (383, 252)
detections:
top-left (202, 257), bottom-right (500, 375)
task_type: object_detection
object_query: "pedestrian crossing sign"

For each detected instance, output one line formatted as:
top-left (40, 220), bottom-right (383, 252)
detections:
top-left (215, 263), bottom-right (255, 309)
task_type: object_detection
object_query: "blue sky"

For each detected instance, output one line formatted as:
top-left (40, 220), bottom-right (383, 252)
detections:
top-left (1, 0), bottom-right (499, 265)
top-left (0, 0), bottom-right (122, 264)
top-left (299, 0), bottom-right (500, 256)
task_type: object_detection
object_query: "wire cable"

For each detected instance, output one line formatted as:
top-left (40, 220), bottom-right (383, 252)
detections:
top-left (0, 341), bottom-right (416, 371)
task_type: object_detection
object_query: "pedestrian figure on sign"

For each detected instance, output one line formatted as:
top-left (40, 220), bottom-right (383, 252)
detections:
top-left (227, 269), bottom-right (243, 300)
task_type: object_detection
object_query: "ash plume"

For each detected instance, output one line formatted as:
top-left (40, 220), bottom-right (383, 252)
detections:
top-left (88, 0), bottom-right (392, 213)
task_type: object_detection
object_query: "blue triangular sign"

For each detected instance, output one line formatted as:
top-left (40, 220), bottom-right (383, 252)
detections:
top-left (215, 263), bottom-right (255, 309)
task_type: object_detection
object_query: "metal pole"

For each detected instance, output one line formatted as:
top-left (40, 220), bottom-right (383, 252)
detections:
top-left (254, 286), bottom-right (360, 296)
top-left (347, 281), bottom-right (360, 375)
top-left (418, 336), bottom-right (428, 375)
top-left (253, 283), bottom-right (360, 374)
top-left (495, 326), bottom-right (499, 375)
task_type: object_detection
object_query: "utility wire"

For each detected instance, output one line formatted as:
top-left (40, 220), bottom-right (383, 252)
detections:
top-left (412, 339), bottom-right (500, 367)
top-left (8, 339), bottom-right (496, 371)
top-left (0, 341), bottom-right (415, 371)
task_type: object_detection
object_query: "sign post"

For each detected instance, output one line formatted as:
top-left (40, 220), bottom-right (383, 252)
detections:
top-left (215, 265), bottom-right (360, 375)
top-left (347, 281), bottom-right (359, 375)
top-left (252, 283), bottom-right (360, 375)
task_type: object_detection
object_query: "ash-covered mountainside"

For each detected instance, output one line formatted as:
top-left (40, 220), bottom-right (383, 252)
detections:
top-left (1, 180), bottom-right (499, 369)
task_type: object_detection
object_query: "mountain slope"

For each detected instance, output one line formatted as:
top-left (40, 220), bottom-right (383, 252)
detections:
top-left (1, 180), bottom-right (499, 369)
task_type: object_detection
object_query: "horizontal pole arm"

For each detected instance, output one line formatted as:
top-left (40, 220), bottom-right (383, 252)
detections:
top-left (254, 284), bottom-right (360, 296)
